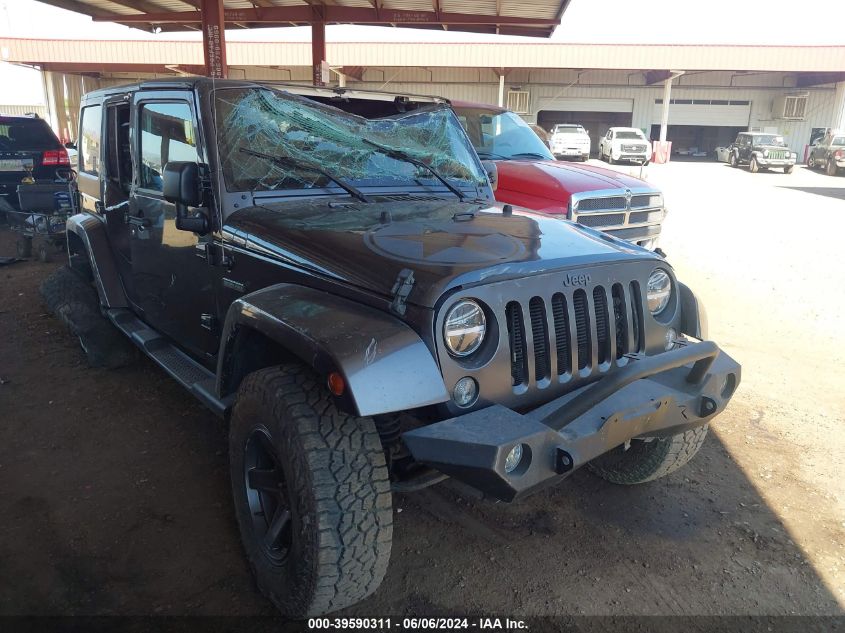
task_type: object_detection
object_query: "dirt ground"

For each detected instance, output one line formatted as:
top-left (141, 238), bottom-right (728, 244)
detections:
top-left (0, 161), bottom-right (843, 619)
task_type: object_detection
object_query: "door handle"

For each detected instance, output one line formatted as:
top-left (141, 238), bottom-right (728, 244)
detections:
top-left (126, 216), bottom-right (152, 229)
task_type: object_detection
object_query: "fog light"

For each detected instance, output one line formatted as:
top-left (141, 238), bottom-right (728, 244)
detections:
top-left (453, 377), bottom-right (478, 408)
top-left (504, 444), bottom-right (524, 474)
top-left (665, 327), bottom-right (678, 350)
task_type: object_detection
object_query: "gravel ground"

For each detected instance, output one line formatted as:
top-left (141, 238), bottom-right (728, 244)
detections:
top-left (0, 161), bottom-right (843, 618)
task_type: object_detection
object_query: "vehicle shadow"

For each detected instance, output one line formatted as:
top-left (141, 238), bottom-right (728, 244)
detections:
top-left (352, 427), bottom-right (844, 617)
top-left (778, 186), bottom-right (845, 201)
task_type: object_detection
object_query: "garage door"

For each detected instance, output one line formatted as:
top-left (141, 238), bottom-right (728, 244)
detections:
top-left (538, 97), bottom-right (633, 113)
top-left (652, 100), bottom-right (751, 126)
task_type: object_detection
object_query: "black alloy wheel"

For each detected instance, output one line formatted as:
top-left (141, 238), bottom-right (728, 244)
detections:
top-left (243, 426), bottom-right (293, 565)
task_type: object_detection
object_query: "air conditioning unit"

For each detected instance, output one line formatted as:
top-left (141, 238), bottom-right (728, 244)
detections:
top-left (506, 90), bottom-right (530, 114)
top-left (772, 93), bottom-right (808, 120)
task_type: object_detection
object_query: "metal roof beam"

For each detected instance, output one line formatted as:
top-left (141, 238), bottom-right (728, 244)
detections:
top-left (91, 5), bottom-right (561, 27)
top-left (98, 0), bottom-right (166, 14)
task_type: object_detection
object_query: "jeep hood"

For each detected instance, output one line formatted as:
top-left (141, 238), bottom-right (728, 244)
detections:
top-left (495, 160), bottom-right (650, 205)
top-left (225, 198), bottom-right (658, 308)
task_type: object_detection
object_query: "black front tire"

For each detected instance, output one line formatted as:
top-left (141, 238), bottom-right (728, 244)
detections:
top-left (229, 365), bottom-right (393, 618)
top-left (750, 157), bottom-right (760, 173)
top-left (784, 165), bottom-right (794, 174)
top-left (38, 243), bottom-right (51, 263)
top-left (729, 153), bottom-right (738, 168)
top-left (827, 159), bottom-right (840, 177)
top-left (588, 426), bottom-right (709, 485)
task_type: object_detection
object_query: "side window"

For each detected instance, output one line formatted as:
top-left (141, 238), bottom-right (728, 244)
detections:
top-left (79, 105), bottom-right (102, 176)
top-left (139, 102), bottom-right (198, 192)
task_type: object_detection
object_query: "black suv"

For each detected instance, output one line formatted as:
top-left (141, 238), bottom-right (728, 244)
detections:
top-left (729, 131), bottom-right (796, 173)
top-left (48, 78), bottom-right (740, 618)
top-left (0, 113), bottom-right (71, 217)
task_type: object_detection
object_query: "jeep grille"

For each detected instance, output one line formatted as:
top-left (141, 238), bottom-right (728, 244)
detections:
top-left (505, 283), bottom-right (644, 388)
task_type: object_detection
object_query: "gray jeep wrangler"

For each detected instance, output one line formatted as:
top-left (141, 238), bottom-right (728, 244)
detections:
top-left (48, 78), bottom-right (740, 617)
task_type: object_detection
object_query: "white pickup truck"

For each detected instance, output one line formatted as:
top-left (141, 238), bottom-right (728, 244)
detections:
top-left (549, 124), bottom-right (591, 161)
top-left (599, 127), bottom-right (652, 165)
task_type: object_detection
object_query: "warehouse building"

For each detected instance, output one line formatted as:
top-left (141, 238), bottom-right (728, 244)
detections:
top-left (2, 37), bottom-right (844, 158)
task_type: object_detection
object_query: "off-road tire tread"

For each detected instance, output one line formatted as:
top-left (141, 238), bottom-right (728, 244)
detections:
top-left (39, 265), bottom-right (136, 368)
top-left (588, 425), bottom-right (709, 485)
top-left (231, 365), bottom-right (392, 618)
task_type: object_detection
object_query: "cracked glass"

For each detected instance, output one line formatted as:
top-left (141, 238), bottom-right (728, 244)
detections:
top-left (214, 87), bottom-right (486, 194)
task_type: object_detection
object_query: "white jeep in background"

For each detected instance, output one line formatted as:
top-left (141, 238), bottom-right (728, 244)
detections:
top-left (550, 123), bottom-right (591, 161)
top-left (599, 127), bottom-right (652, 165)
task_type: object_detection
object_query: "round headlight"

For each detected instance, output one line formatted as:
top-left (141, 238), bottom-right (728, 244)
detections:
top-left (763, 149), bottom-right (769, 158)
top-left (443, 299), bottom-right (486, 357)
top-left (647, 268), bottom-right (672, 315)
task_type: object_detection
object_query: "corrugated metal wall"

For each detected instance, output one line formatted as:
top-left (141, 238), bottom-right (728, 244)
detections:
top-left (0, 104), bottom-right (48, 118)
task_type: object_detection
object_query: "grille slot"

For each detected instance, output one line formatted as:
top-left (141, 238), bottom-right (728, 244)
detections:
top-left (576, 213), bottom-right (625, 228)
top-left (631, 194), bottom-right (661, 208)
top-left (629, 281), bottom-right (644, 353)
top-left (551, 293), bottom-right (571, 375)
top-left (573, 290), bottom-right (590, 370)
top-left (612, 284), bottom-right (627, 359)
top-left (576, 196), bottom-right (627, 212)
top-left (529, 297), bottom-right (550, 382)
top-left (593, 287), bottom-right (610, 365)
top-left (629, 209), bottom-right (663, 225)
top-left (506, 302), bottom-right (528, 387)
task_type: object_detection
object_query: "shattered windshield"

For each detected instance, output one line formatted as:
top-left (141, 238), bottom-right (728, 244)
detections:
top-left (214, 87), bottom-right (486, 194)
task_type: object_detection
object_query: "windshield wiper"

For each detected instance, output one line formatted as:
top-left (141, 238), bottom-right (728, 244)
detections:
top-left (239, 148), bottom-right (371, 204)
top-left (508, 152), bottom-right (552, 160)
top-left (476, 151), bottom-right (508, 160)
top-left (362, 138), bottom-right (466, 201)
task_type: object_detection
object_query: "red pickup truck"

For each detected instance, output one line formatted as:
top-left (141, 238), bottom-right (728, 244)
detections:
top-left (452, 101), bottom-right (665, 250)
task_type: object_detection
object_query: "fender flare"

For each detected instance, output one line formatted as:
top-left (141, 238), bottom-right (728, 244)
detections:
top-left (678, 282), bottom-right (708, 340)
top-left (217, 283), bottom-right (449, 417)
top-left (66, 213), bottom-right (128, 308)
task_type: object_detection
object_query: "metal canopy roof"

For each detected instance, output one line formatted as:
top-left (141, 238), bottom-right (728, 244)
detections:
top-left (34, 0), bottom-right (571, 37)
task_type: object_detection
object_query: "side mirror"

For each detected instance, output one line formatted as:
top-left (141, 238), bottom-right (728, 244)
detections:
top-left (163, 161), bottom-right (208, 234)
top-left (64, 141), bottom-right (76, 150)
top-left (481, 159), bottom-right (498, 191)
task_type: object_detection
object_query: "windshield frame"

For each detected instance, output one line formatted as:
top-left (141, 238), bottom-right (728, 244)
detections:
top-left (552, 125), bottom-right (586, 135)
top-left (210, 85), bottom-right (489, 202)
top-left (615, 130), bottom-right (646, 141)
top-left (753, 134), bottom-right (785, 146)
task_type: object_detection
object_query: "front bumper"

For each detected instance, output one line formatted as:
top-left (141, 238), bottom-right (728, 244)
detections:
top-left (614, 152), bottom-right (649, 163)
top-left (403, 341), bottom-right (740, 501)
top-left (602, 223), bottom-right (662, 249)
top-left (554, 147), bottom-right (589, 157)
top-left (756, 156), bottom-right (795, 167)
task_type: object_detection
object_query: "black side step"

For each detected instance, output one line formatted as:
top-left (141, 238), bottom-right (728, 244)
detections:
top-left (107, 308), bottom-right (233, 418)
